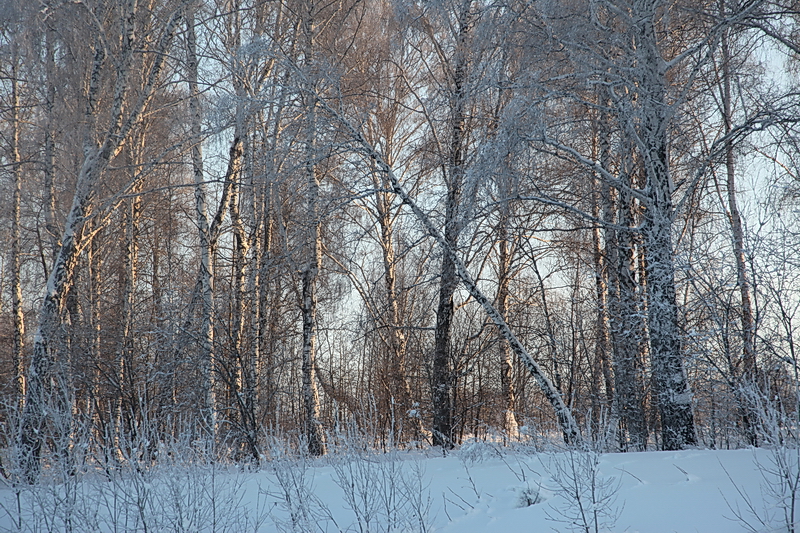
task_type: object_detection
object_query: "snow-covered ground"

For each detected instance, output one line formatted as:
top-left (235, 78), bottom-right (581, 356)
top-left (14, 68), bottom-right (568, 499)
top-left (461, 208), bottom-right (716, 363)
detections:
top-left (0, 443), bottom-right (790, 532)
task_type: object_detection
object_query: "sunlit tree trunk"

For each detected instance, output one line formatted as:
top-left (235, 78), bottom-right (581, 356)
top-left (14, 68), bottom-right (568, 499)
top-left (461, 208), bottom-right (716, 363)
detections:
top-left (318, 97), bottom-right (583, 445)
top-left (376, 185), bottom-right (422, 443)
top-left (10, 52), bottom-right (26, 411)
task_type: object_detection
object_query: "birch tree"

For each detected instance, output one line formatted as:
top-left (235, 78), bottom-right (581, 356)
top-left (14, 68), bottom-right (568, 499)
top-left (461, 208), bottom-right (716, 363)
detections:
top-left (295, 0), bottom-right (334, 456)
top-left (8, 45), bottom-right (25, 410)
top-left (332, 5), bottom-right (429, 442)
top-left (185, 1), bottom-right (217, 440)
top-left (702, 2), bottom-right (762, 445)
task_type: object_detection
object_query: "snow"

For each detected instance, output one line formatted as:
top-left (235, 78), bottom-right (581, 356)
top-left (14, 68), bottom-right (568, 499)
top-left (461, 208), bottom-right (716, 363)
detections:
top-left (0, 444), bottom-right (784, 532)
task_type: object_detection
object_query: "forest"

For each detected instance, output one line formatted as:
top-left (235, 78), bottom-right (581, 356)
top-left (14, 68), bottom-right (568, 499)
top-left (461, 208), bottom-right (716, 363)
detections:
top-left (0, 0), bottom-right (799, 486)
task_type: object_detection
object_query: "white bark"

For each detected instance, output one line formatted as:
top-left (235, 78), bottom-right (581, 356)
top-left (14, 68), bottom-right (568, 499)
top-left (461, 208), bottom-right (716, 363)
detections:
top-left (187, 3), bottom-right (216, 441)
top-left (300, 6), bottom-right (327, 456)
top-left (376, 184), bottom-right (422, 442)
top-left (495, 203), bottom-right (519, 439)
top-left (10, 53), bottom-right (25, 410)
top-left (589, 116), bottom-right (615, 431)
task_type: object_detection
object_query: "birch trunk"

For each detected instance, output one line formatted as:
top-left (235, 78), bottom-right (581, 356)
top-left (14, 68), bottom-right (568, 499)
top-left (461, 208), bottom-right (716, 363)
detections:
top-left (636, 2), bottom-right (697, 449)
top-left (376, 188), bottom-right (421, 442)
top-left (229, 139), bottom-right (256, 458)
top-left (589, 122), bottom-right (615, 424)
top-left (19, 150), bottom-right (103, 482)
top-left (187, 6), bottom-right (217, 440)
top-left (300, 149), bottom-right (327, 456)
top-left (432, 189), bottom-right (459, 448)
top-left (495, 206), bottom-right (519, 439)
top-left (591, 177), bottom-right (614, 430)
top-left (11, 55), bottom-right (25, 410)
top-left (300, 7), bottom-right (327, 456)
top-left (431, 1), bottom-right (472, 448)
top-left (226, 6), bottom-right (259, 458)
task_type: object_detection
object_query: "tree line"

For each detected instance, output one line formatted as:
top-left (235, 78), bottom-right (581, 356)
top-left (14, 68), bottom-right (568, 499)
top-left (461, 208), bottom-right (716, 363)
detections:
top-left (0, 0), bottom-right (798, 481)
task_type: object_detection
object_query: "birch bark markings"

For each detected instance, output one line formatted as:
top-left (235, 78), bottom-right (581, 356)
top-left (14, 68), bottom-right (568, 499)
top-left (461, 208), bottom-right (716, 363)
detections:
top-left (10, 53), bottom-right (26, 409)
top-left (118, 181), bottom-right (141, 443)
top-left (218, 0), bottom-right (261, 459)
top-left (545, 0), bottom-right (697, 449)
top-left (376, 185), bottom-right (422, 442)
top-left (590, 119), bottom-right (615, 430)
top-left (495, 203), bottom-right (520, 439)
top-left (186, 5), bottom-right (216, 438)
top-left (300, 5), bottom-right (327, 456)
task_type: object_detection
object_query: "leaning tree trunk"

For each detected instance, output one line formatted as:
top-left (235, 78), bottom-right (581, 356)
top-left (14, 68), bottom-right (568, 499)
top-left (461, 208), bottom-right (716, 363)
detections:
top-left (19, 148), bottom-right (106, 482)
